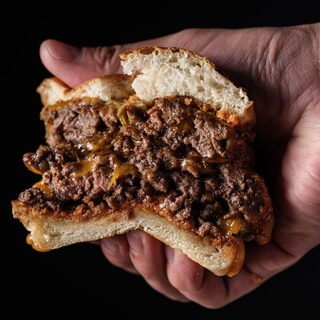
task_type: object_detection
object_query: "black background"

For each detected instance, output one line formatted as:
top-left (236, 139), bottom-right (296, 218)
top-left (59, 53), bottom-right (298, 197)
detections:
top-left (2, 2), bottom-right (319, 318)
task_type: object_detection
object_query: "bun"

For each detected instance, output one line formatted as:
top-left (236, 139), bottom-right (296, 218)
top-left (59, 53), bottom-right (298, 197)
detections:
top-left (37, 74), bottom-right (134, 106)
top-left (121, 46), bottom-right (255, 126)
top-left (12, 46), bottom-right (274, 277)
top-left (12, 202), bottom-right (245, 276)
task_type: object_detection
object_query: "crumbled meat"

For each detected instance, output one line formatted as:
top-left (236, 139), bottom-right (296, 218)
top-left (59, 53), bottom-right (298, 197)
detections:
top-left (18, 96), bottom-right (270, 243)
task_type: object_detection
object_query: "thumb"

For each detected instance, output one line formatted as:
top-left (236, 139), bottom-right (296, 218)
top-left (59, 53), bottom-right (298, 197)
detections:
top-left (39, 27), bottom-right (265, 89)
top-left (39, 32), bottom-right (189, 88)
top-left (40, 40), bottom-right (125, 87)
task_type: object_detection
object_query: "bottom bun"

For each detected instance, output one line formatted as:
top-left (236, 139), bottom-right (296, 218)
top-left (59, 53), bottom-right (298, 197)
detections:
top-left (12, 200), bottom-right (244, 277)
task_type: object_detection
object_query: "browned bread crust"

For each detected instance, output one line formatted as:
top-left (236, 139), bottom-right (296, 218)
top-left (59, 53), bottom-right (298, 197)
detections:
top-left (12, 200), bottom-right (245, 277)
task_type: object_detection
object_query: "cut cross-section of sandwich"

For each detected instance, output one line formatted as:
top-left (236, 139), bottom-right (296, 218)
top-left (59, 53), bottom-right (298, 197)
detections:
top-left (12, 46), bottom-right (274, 277)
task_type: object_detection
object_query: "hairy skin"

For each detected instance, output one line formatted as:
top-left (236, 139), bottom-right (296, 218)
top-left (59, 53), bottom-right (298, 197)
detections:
top-left (40, 23), bottom-right (320, 308)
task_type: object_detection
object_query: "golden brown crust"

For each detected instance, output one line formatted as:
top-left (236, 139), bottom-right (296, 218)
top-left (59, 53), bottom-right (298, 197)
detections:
top-left (120, 46), bottom-right (218, 69)
top-left (12, 199), bottom-right (244, 277)
top-left (37, 75), bottom-right (134, 106)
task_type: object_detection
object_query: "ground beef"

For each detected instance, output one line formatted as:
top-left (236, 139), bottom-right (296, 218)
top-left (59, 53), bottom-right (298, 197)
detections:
top-left (19, 96), bottom-right (267, 241)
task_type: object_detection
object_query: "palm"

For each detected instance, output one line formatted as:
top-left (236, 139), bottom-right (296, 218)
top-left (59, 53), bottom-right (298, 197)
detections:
top-left (40, 23), bottom-right (320, 307)
top-left (243, 26), bottom-right (320, 256)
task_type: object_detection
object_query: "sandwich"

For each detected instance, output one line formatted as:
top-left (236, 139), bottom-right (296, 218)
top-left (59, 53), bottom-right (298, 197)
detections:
top-left (12, 46), bottom-right (274, 277)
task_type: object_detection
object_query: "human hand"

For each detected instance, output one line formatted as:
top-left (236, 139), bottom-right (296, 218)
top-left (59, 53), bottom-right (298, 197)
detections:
top-left (39, 22), bottom-right (320, 308)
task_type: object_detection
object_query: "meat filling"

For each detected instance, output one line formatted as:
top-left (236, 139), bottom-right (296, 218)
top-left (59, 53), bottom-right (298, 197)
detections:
top-left (18, 96), bottom-right (270, 244)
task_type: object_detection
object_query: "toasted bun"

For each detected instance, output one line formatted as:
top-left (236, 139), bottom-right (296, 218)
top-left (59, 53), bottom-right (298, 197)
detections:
top-left (12, 201), bottom-right (245, 277)
top-left (12, 46), bottom-right (273, 277)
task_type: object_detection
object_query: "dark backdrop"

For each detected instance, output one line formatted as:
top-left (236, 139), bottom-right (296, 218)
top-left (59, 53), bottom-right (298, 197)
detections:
top-left (2, 2), bottom-right (319, 319)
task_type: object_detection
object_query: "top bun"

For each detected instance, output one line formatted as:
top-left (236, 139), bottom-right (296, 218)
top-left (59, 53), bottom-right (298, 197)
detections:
top-left (120, 46), bottom-right (255, 125)
top-left (38, 46), bottom-right (255, 126)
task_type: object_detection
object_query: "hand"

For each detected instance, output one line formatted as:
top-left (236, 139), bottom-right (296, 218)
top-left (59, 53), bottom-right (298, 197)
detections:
top-left (39, 23), bottom-right (320, 308)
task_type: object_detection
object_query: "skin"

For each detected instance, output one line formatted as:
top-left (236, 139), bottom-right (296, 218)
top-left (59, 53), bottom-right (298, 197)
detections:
top-left (39, 23), bottom-right (320, 308)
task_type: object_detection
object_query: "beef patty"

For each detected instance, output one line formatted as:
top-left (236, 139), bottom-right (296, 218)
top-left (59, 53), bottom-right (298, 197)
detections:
top-left (18, 95), bottom-right (271, 245)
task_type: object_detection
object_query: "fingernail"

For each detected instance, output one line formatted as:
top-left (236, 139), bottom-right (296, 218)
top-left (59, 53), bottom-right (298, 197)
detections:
top-left (101, 238), bottom-right (118, 255)
top-left (165, 246), bottom-right (175, 264)
top-left (45, 40), bottom-right (80, 61)
top-left (127, 231), bottom-right (143, 255)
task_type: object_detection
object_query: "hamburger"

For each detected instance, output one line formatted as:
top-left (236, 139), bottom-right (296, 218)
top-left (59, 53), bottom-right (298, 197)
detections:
top-left (12, 46), bottom-right (274, 277)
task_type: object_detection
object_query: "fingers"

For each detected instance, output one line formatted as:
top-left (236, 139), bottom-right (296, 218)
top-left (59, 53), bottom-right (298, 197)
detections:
top-left (100, 234), bottom-right (138, 275)
top-left (126, 231), bottom-right (189, 303)
top-left (99, 231), bottom-right (270, 308)
top-left (100, 231), bottom-right (189, 302)
top-left (165, 246), bottom-right (230, 308)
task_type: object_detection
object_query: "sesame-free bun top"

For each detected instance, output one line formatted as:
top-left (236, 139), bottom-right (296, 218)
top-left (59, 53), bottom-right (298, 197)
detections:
top-left (121, 46), bottom-right (255, 126)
